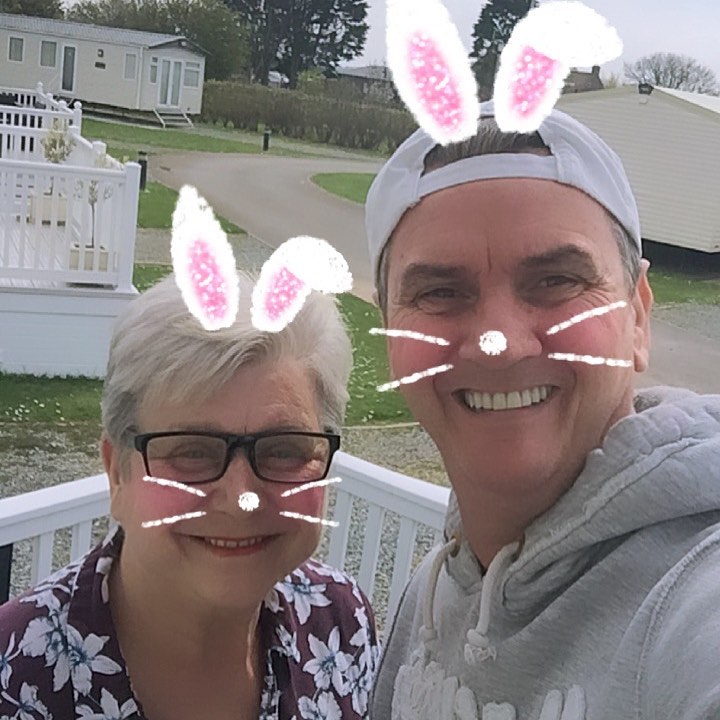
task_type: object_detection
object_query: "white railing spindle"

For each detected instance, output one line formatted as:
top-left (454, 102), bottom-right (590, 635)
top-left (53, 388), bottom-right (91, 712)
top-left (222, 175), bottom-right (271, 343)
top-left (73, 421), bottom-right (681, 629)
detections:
top-left (357, 504), bottom-right (386, 601)
top-left (30, 532), bottom-right (55, 587)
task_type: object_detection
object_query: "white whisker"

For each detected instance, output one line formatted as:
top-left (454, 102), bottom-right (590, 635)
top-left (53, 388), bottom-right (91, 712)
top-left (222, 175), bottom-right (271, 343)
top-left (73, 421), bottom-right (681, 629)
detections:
top-left (546, 301), bottom-right (627, 335)
top-left (141, 511), bottom-right (207, 528)
top-left (548, 352), bottom-right (632, 368)
top-left (377, 363), bottom-right (454, 392)
top-left (369, 328), bottom-right (450, 346)
top-left (279, 511), bottom-right (339, 528)
top-left (143, 475), bottom-right (207, 497)
top-left (281, 477), bottom-right (343, 498)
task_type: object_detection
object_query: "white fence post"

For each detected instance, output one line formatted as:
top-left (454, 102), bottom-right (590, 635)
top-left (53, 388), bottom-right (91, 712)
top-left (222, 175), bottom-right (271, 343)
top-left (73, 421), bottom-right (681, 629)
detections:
top-left (117, 161), bottom-right (141, 293)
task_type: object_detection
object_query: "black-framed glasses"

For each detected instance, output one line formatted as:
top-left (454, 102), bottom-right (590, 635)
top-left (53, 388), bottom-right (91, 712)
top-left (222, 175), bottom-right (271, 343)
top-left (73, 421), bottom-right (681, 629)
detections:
top-left (132, 430), bottom-right (341, 485)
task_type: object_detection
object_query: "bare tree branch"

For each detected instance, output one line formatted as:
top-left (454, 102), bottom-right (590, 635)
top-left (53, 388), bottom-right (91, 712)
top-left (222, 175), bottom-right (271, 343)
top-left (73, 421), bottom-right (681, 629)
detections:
top-left (624, 52), bottom-right (719, 95)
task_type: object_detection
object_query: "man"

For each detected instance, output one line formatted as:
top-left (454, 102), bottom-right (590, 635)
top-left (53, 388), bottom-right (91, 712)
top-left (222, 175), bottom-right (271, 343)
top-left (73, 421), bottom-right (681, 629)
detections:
top-left (365, 105), bottom-right (720, 720)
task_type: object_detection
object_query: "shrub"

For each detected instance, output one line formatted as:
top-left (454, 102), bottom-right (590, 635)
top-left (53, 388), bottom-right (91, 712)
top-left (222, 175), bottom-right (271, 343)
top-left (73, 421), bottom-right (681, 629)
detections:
top-left (201, 81), bottom-right (417, 152)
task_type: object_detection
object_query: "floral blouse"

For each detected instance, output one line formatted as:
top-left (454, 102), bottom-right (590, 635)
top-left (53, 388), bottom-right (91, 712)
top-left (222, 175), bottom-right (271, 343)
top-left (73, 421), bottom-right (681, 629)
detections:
top-left (0, 527), bottom-right (380, 720)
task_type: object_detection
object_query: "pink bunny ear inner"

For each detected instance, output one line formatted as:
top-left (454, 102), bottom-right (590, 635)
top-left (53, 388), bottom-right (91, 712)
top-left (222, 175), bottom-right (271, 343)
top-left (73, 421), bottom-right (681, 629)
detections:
top-left (263, 265), bottom-right (307, 325)
top-left (511, 46), bottom-right (562, 120)
top-left (407, 32), bottom-right (465, 138)
top-left (185, 236), bottom-right (231, 324)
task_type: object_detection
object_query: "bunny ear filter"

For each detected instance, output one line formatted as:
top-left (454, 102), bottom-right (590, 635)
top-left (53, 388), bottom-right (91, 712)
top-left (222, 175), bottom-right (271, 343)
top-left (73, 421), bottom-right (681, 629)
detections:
top-left (386, 0), bottom-right (481, 145)
top-left (171, 185), bottom-right (240, 332)
top-left (386, 0), bottom-right (622, 139)
top-left (493, 1), bottom-right (622, 133)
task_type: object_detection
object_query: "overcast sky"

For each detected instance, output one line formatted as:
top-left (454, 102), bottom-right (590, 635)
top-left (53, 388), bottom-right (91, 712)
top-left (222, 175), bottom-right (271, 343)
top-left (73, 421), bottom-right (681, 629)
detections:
top-left (349, 0), bottom-right (720, 81)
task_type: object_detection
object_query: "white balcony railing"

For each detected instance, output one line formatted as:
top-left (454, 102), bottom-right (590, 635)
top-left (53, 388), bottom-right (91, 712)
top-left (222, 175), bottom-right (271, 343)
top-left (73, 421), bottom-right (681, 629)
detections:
top-left (0, 452), bottom-right (450, 626)
top-left (0, 82), bottom-right (82, 129)
top-left (0, 156), bottom-right (140, 290)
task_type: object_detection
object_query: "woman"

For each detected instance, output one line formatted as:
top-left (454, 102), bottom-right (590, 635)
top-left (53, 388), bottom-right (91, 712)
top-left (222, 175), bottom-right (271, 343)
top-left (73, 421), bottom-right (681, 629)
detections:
top-left (0, 272), bottom-right (378, 720)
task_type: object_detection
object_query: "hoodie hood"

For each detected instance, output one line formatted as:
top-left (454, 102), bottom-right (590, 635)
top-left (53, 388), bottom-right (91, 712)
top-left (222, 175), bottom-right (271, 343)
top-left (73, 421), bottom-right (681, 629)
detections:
top-left (443, 386), bottom-right (720, 613)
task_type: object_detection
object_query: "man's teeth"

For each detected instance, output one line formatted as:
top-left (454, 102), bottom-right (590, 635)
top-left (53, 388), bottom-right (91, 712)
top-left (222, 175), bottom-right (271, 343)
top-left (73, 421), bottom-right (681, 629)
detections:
top-left (204, 536), bottom-right (265, 549)
top-left (463, 385), bottom-right (553, 411)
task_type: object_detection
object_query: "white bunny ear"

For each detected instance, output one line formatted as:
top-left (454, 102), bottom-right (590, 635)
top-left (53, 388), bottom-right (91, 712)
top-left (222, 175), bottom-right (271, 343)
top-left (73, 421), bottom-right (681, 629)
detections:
top-left (171, 185), bottom-right (240, 331)
top-left (387, 0), bottom-right (480, 145)
top-left (493, 1), bottom-right (622, 133)
top-left (251, 236), bottom-right (352, 333)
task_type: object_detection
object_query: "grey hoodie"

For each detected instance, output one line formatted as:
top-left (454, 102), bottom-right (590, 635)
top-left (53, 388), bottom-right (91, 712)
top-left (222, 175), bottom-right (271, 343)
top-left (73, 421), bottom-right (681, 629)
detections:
top-left (371, 387), bottom-right (720, 720)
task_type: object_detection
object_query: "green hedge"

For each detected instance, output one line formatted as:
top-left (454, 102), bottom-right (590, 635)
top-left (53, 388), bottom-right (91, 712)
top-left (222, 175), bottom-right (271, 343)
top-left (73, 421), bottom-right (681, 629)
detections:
top-left (201, 80), bottom-right (418, 153)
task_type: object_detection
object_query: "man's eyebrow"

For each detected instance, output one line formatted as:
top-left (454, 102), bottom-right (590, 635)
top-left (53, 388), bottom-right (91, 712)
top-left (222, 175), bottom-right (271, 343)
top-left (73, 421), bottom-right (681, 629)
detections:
top-left (519, 244), bottom-right (601, 274)
top-left (399, 264), bottom-right (474, 287)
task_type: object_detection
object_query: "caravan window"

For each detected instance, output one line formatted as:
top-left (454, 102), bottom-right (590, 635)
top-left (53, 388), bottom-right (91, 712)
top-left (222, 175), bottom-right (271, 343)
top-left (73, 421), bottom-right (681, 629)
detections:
top-left (150, 57), bottom-right (158, 83)
top-left (184, 61), bottom-right (200, 88)
top-left (124, 53), bottom-right (137, 80)
top-left (8, 37), bottom-right (23, 62)
top-left (40, 41), bottom-right (57, 67)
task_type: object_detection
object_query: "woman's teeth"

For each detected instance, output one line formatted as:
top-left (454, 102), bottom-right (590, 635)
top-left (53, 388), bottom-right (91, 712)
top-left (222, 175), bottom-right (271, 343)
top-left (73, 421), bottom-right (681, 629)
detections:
top-left (203, 536), bottom-right (264, 549)
top-left (463, 385), bottom-right (554, 411)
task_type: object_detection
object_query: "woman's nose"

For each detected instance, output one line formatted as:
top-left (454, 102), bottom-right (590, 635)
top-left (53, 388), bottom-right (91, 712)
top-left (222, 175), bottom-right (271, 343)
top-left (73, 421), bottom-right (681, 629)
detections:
top-left (218, 453), bottom-right (264, 512)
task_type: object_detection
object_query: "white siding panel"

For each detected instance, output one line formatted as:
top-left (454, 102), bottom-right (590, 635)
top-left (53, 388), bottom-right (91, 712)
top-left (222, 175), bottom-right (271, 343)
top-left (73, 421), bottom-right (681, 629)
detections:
top-left (557, 90), bottom-right (720, 252)
top-left (0, 286), bottom-right (137, 377)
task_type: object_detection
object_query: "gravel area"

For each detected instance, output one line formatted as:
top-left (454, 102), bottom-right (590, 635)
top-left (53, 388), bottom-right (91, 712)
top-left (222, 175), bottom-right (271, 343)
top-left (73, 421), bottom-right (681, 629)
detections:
top-left (652, 303), bottom-right (720, 343)
top-left (134, 228), bottom-right (273, 272)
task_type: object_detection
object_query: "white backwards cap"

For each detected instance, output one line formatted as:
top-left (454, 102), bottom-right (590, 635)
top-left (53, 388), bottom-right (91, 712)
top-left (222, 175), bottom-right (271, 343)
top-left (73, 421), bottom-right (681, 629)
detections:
top-left (365, 101), bottom-right (641, 288)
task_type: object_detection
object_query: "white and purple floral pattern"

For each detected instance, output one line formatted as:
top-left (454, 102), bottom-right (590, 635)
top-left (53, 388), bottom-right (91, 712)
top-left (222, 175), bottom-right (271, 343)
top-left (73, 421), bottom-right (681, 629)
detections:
top-left (0, 527), bottom-right (379, 719)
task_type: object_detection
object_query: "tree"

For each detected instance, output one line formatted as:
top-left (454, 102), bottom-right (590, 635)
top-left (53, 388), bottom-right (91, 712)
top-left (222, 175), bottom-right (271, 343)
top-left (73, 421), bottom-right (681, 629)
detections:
top-left (230, 0), bottom-right (288, 85)
top-left (0, 0), bottom-right (63, 18)
top-left (67, 0), bottom-right (250, 80)
top-left (470, 0), bottom-right (538, 100)
top-left (624, 52), bottom-right (719, 95)
top-left (601, 72), bottom-right (623, 90)
top-left (229, 0), bottom-right (368, 89)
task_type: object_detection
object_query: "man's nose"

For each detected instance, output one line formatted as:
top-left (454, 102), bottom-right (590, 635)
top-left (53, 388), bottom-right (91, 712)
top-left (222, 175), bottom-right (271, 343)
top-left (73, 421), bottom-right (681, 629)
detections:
top-left (456, 298), bottom-right (544, 366)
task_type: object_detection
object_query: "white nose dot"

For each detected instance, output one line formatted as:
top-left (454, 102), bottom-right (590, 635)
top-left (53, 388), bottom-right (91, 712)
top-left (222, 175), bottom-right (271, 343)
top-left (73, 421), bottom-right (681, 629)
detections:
top-left (479, 331), bottom-right (508, 356)
top-left (238, 492), bottom-right (260, 512)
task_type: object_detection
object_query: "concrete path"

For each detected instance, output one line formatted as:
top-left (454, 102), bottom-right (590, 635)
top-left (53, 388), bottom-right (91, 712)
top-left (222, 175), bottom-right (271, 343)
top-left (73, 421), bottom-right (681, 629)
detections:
top-left (148, 152), bottom-right (719, 395)
top-left (150, 152), bottom-right (383, 302)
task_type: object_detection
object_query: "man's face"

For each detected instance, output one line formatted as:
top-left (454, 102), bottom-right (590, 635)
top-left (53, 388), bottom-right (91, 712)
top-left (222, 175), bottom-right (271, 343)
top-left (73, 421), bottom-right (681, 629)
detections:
top-left (385, 178), bottom-right (652, 509)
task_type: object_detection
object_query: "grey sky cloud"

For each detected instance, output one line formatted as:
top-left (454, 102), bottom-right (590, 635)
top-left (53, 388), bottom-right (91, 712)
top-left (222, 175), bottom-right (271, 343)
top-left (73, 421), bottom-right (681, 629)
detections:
top-left (350, 0), bottom-right (720, 82)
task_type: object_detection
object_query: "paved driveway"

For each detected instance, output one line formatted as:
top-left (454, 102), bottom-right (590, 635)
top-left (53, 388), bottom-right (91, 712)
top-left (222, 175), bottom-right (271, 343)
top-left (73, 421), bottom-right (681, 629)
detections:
top-left (150, 152), bottom-right (719, 395)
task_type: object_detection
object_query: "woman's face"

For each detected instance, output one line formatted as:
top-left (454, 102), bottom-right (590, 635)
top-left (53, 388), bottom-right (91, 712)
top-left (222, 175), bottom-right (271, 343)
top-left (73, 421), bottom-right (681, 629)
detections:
top-left (105, 359), bottom-right (329, 613)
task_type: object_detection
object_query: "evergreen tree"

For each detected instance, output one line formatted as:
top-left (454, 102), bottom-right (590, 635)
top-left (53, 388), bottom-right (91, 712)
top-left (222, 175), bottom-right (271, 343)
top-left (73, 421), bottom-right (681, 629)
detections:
top-left (470, 0), bottom-right (537, 99)
top-left (0, 0), bottom-right (64, 18)
top-left (228, 0), bottom-right (368, 89)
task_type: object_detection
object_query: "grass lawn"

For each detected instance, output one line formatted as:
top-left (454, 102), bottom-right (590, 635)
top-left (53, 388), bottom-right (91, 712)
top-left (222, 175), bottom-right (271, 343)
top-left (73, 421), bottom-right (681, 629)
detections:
top-left (0, 264), bottom-right (413, 428)
top-left (83, 119), bottom-right (260, 156)
top-left (311, 173), bottom-right (375, 205)
top-left (138, 182), bottom-right (243, 234)
top-left (646, 272), bottom-right (720, 305)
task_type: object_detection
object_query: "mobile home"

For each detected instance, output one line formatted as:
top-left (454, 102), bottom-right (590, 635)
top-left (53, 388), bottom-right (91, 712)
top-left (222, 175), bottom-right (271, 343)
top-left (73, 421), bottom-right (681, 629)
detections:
top-left (0, 13), bottom-right (205, 118)
top-left (557, 85), bottom-right (720, 253)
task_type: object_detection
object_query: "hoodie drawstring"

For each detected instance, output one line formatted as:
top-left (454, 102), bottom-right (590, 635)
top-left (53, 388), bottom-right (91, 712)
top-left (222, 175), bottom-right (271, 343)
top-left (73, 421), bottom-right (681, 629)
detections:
top-left (419, 534), bottom-right (521, 667)
top-left (420, 534), bottom-right (459, 652)
top-left (464, 541), bottom-right (520, 666)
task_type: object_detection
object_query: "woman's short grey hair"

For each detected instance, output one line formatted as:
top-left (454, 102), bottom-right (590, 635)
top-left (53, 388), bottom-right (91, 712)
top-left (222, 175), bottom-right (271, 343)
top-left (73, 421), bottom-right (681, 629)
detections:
top-left (102, 272), bottom-right (353, 454)
top-left (377, 118), bottom-right (641, 313)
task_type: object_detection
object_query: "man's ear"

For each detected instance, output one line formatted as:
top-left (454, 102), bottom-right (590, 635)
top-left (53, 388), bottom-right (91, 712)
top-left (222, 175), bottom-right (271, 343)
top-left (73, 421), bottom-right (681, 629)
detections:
top-left (632, 259), bottom-right (653, 373)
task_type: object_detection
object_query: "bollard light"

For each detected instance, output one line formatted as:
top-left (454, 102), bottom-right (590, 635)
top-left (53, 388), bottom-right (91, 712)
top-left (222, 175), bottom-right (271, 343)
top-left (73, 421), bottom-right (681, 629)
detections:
top-left (138, 150), bottom-right (148, 190)
top-left (263, 129), bottom-right (271, 152)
